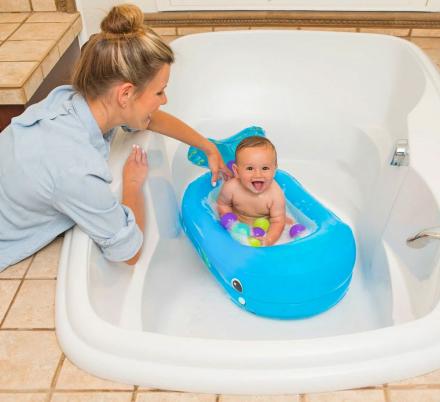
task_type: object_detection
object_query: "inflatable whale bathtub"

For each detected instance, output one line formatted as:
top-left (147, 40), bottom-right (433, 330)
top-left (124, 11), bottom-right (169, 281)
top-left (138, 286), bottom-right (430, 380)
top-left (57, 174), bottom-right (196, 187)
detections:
top-left (182, 127), bottom-right (356, 319)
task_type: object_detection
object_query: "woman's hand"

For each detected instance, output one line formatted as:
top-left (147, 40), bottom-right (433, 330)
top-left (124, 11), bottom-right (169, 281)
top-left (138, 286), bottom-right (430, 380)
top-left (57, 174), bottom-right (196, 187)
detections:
top-left (206, 144), bottom-right (232, 186)
top-left (123, 144), bottom-right (148, 191)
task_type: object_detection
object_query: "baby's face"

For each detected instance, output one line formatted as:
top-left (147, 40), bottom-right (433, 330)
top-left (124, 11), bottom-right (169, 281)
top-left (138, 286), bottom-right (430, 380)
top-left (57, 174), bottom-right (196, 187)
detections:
top-left (233, 145), bottom-right (277, 194)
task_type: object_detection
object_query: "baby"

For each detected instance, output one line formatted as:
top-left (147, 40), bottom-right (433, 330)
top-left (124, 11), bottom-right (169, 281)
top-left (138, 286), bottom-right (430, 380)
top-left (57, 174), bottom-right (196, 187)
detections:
top-left (217, 136), bottom-right (292, 246)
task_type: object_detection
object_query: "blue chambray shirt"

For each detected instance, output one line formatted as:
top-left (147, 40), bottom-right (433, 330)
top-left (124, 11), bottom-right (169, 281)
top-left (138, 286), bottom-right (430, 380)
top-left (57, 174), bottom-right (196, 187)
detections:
top-left (0, 85), bottom-right (143, 271)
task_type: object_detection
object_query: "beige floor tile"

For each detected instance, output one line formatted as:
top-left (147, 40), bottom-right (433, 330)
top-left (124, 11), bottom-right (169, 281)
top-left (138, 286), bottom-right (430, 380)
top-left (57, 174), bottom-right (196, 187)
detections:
top-left (23, 64), bottom-right (43, 100)
top-left (412, 29), bottom-right (440, 37)
top-left (57, 28), bottom-right (74, 55)
top-left (388, 389), bottom-right (440, 402)
top-left (2, 280), bottom-right (55, 328)
top-left (0, 257), bottom-right (32, 279)
top-left (0, 61), bottom-right (38, 86)
top-left (41, 44), bottom-right (60, 77)
top-left (0, 87), bottom-right (26, 104)
top-left (27, 12), bottom-right (80, 23)
top-left (56, 358), bottom-right (134, 390)
top-left (299, 27), bottom-right (357, 32)
top-left (10, 22), bottom-right (70, 40)
top-left (0, 394), bottom-right (47, 402)
top-left (51, 393), bottom-right (133, 402)
top-left (0, 0), bottom-right (31, 12)
top-left (359, 28), bottom-right (410, 36)
top-left (0, 330), bottom-right (61, 389)
top-left (0, 40), bottom-right (55, 61)
top-left (31, 0), bottom-right (57, 12)
top-left (136, 392), bottom-right (217, 402)
top-left (161, 35), bottom-right (180, 44)
top-left (220, 396), bottom-right (298, 401)
top-left (388, 369), bottom-right (440, 385)
top-left (305, 389), bottom-right (386, 402)
top-left (0, 23), bottom-right (20, 41)
top-left (0, 13), bottom-right (29, 23)
top-left (213, 26), bottom-right (250, 31)
top-left (177, 27), bottom-right (213, 35)
top-left (26, 237), bottom-right (62, 278)
top-left (410, 37), bottom-right (440, 49)
top-left (153, 27), bottom-right (177, 35)
top-left (0, 280), bottom-right (20, 322)
top-left (250, 26), bottom-right (299, 30)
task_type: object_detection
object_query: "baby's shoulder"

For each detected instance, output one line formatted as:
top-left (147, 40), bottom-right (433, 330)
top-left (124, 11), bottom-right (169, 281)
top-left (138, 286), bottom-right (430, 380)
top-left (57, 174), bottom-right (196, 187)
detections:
top-left (222, 177), bottom-right (241, 190)
top-left (267, 181), bottom-right (285, 204)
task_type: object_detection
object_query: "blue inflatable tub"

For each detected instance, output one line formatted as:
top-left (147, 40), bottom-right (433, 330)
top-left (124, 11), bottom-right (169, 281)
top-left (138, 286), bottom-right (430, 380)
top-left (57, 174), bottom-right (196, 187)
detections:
top-left (181, 128), bottom-right (356, 319)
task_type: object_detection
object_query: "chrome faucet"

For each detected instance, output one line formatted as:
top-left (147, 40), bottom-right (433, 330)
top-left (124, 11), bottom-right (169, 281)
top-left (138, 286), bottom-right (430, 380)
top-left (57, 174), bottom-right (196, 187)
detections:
top-left (390, 139), bottom-right (409, 166)
top-left (407, 227), bottom-right (440, 248)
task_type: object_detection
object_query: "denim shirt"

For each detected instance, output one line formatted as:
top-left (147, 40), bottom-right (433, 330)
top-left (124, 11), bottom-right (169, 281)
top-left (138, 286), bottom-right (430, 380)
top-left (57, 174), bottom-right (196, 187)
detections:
top-left (0, 85), bottom-right (143, 271)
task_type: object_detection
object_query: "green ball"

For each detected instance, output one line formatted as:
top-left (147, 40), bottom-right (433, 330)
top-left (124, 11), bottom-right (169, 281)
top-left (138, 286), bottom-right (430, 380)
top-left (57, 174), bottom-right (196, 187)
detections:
top-left (253, 217), bottom-right (270, 232)
top-left (248, 237), bottom-right (261, 247)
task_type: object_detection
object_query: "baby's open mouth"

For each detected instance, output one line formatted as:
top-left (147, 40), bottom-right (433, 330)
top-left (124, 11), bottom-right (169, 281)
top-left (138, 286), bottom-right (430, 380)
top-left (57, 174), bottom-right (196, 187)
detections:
top-left (252, 181), bottom-right (264, 191)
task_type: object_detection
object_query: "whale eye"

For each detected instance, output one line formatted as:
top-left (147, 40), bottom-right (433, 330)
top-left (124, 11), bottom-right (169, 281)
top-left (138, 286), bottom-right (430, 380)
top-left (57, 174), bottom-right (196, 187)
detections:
top-left (231, 278), bottom-right (243, 293)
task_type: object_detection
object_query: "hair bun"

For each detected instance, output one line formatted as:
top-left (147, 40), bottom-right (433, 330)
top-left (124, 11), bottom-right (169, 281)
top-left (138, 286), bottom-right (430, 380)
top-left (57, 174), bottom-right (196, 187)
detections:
top-left (100, 4), bottom-right (144, 35)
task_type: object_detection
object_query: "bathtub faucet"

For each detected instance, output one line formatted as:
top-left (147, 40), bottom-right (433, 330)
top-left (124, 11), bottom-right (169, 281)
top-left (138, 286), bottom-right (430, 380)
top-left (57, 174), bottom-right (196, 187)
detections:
top-left (407, 227), bottom-right (440, 248)
top-left (390, 139), bottom-right (409, 166)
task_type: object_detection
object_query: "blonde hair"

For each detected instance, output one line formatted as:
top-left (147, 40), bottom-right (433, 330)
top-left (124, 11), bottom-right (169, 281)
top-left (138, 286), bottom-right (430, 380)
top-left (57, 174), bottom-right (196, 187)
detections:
top-left (235, 136), bottom-right (277, 164)
top-left (73, 4), bottom-right (174, 99)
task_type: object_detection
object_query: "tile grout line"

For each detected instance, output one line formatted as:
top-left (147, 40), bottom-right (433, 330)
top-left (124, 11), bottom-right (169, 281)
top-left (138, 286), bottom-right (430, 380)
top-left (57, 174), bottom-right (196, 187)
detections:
top-left (46, 353), bottom-right (65, 402)
top-left (131, 385), bottom-right (139, 402)
top-left (384, 384), bottom-right (391, 402)
top-left (0, 255), bottom-right (35, 329)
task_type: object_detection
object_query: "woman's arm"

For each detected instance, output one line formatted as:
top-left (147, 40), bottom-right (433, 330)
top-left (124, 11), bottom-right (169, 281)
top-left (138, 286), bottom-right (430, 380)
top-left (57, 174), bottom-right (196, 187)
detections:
top-left (149, 110), bottom-right (231, 185)
top-left (122, 145), bottom-right (148, 265)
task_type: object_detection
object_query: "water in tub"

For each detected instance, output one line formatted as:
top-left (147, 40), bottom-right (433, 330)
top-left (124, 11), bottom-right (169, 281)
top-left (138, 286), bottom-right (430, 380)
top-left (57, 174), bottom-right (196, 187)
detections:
top-left (205, 185), bottom-right (316, 246)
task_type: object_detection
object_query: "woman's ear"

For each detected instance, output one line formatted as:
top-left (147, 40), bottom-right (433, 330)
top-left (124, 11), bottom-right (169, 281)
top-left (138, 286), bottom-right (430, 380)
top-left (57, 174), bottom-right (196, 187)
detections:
top-left (117, 82), bottom-right (135, 108)
top-left (232, 163), bottom-right (239, 178)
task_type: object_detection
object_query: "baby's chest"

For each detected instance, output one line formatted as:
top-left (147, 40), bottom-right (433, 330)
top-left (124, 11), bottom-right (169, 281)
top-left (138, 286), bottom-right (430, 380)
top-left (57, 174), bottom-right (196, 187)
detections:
top-left (234, 195), bottom-right (271, 215)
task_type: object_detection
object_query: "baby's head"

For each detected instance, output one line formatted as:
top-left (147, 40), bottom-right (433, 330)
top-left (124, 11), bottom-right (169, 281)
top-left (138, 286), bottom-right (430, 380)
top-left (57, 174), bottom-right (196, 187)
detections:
top-left (233, 136), bottom-right (277, 194)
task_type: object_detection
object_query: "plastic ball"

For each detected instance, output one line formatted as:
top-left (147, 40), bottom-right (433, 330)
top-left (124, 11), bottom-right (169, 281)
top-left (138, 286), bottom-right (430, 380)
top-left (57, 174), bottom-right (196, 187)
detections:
top-left (231, 222), bottom-right (251, 237)
top-left (248, 237), bottom-right (261, 247)
top-left (253, 217), bottom-right (270, 232)
top-left (289, 223), bottom-right (306, 238)
top-left (220, 213), bottom-right (238, 229)
top-left (226, 160), bottom-right (235, 173)
top-left (252, 227), bottom-right (265, 237)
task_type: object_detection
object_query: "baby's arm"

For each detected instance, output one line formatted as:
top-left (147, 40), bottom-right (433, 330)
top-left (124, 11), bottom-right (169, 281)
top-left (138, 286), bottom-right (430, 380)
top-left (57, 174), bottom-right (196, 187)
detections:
top-left (217, 180), bottom-right (234, 217)
top-left (264, 191), bottom-right (286, 246)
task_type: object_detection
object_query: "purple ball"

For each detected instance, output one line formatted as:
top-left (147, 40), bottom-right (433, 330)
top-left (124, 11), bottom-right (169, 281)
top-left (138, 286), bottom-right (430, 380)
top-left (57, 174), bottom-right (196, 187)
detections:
top-left (220, 212), bottom-right (238, 230)
top-left (289, 224), bottom-right (306, 238)
top-left (252, 227), bottom-right (265, 237)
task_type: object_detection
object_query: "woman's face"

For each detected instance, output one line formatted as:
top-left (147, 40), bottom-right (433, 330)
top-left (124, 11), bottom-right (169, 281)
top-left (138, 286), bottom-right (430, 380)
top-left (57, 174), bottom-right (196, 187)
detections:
top-left (124, 63), bottom-right (170, 129)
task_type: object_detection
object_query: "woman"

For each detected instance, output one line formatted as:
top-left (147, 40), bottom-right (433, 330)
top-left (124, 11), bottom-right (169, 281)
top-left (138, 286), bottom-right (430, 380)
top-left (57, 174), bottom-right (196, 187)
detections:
top-left (0, 4), bottom-right (229, 271)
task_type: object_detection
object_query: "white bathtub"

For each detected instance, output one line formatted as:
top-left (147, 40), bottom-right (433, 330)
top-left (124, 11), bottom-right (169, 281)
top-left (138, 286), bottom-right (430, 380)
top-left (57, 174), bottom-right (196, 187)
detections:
top-left (56, 30), bottom-right (440, 394)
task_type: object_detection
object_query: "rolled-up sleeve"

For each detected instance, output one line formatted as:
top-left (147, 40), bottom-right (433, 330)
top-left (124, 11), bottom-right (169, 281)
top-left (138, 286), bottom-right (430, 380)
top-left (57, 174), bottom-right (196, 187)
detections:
top-left (52, 169), bottom-right (143, 262)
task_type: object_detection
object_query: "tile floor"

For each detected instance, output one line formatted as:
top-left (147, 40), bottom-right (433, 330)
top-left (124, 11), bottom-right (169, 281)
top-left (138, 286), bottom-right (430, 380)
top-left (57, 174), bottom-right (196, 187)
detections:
top-left (2, 35), bottom-right (440, 402)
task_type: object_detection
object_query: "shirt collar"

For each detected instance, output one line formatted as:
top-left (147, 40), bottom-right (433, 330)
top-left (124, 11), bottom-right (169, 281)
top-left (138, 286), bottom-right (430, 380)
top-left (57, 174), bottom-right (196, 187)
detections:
top-left (71, 91), bottom-right (112, 160)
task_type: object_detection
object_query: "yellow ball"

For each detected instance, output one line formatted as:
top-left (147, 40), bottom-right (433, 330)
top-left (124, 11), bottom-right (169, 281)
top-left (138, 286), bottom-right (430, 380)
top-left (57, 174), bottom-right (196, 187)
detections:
top-left (248, 237), bottom-right (261, 247)
top-left (253, 217), bottom-right (270, 232)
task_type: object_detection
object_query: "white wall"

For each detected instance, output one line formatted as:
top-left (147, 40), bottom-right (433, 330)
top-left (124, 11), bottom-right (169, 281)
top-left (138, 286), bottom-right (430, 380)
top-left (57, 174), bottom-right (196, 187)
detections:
top-left (75, 0), bottom-right (158, 42)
